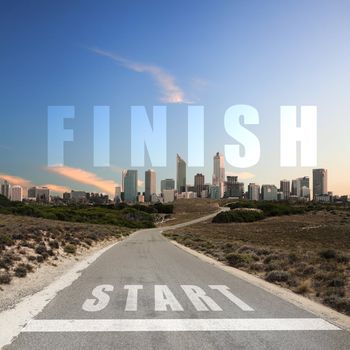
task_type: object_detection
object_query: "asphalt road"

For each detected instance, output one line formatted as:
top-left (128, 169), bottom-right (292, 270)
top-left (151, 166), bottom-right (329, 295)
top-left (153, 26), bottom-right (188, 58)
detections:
top-left (5, 214), bottom-right (350, 349)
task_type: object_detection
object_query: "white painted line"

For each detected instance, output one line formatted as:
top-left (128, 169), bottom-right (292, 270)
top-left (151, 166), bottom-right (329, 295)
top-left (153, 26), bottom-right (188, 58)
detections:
top-left (22, 318), bottom-right (340, 332)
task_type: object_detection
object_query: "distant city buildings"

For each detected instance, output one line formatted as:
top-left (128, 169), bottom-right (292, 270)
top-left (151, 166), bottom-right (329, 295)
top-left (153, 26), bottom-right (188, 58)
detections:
top-left (194, 173), bottom-right (205, 197)
top-left (10, 185), bottom-right (23, 202)
top-left (28, 186), bottom-right (50, 203)
top-left (1, 180), bottom-right (10, 199)
top-left (123, 170), bottom-right (138, 203)
top-left (161, 178), bottom-right (175, 192)
top-left (248, 183), bottom-right (260, 201)
top-left (261, 185), bottom-right (278, 201)
top-left (176, 154), bottom-right (186, 193)
top-left (213, 152), bottom-right (225, 197)
top-left (313, 169), bottom-right (328, 199)
top-left (145, 169), bottom-right (156, 202)
top-left (280, 180), bottom-right (290, 200)
top-left (225, 176), bottom-right (244, 198)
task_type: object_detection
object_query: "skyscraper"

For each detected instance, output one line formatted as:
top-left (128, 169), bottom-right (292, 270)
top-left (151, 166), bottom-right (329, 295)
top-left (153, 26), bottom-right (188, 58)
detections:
top-left (261, 185), bottom-right (278, 201)
top-left (161, 179), bottom-right (175, 192)
top-left (313, 169), bottom-right (328, 197)
top-left (280, 180), bottom-right (290, 200)
top-left (10, 185), bottom-right (23, 202)
top-left (225, 176), bottom-right (244, 198)
top-left (248, 183), bottom-right (260, 201)
top-left (212, 152), bottom-right (225, 197)
top-left (1, 180), bottom-right (10, 199)
top-left (123, 170), bottom-right (138, 203)
top-left (145, 169), bottom-right (156, 202)
top-left (194, 173), bottom-right (205, 197)
top-left (176, 154), bottom-right (186, 193)
top-left (114, 186), bottom-right (122, 204)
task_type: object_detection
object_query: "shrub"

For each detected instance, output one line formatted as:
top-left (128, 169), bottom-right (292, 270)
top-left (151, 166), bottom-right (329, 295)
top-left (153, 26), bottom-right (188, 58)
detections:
top-left (319, 249), bottom-right (337, 259)
top-left (226, 253), bottom-right (253, 267)
top-left (213, 210), bottom-right (265, 223)
top-left (265, 270), bottom-right (291, 283)
top-left (14, 266), bottom-right (27, 277)
top-left (36, 255), bottom-right (44, 263)
top-left (48, 240), bottom-right (59, 249)
top-left (64, 244), bottom-right (76, 254)
top-left (35, 244), bottom-right (47, 255)
top-left (0, 272), bottom-right (11, 284)
top-left (0, 233), bottom-right (14, 246)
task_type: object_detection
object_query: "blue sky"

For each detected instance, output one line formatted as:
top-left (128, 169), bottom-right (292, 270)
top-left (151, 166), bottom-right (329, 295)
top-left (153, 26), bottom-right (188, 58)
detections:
top-left (1, 0), bottom-right (350, 195)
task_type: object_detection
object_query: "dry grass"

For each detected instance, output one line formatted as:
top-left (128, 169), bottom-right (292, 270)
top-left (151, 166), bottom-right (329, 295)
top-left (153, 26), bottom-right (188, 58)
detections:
top-left (165, 210), bottom-right (350, 316)
top-left (159, 199), bottom-right (219, 226)
top-left (0, 214), bottom-right (132, 286)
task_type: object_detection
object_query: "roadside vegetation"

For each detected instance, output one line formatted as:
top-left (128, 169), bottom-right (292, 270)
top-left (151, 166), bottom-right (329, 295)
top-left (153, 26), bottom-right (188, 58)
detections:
top-left (0, 213), bottom-right (132, 286)
top-left (165, 207), bottom-right (350, 316)
top-left (0, 195), bottom-right (176, 229)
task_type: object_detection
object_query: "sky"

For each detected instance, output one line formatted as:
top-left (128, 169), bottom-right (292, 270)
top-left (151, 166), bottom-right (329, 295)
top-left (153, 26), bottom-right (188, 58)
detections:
top-left (1, 0), bottom-right (350, 196)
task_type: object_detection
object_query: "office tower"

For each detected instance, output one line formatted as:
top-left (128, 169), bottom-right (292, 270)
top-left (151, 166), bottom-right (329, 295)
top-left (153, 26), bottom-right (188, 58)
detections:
top-left (225, 176), bottom-right (244, 198)
top-left (291, 179), bottom-right (300, 197)
top-left (123, 170), bottom-right (138, 203)
top-left (114, 186), bottom-right (122, 203)
top-left (209, 185), bottom-right (220, 199)
top-left (176, 154), bottom-right (186, 193)
top-left (280, 180), bottom-right (290, 200)
top-left (10, 185), bottom-right (23, 202)
top-left (162, 189), bottom-right (175, 203)
top-left (261, 185), bottom-right (278, 201)
top-left (145, 169), bottom-right (156, 202)
top-left (161, 178), bottom-right (175, 192)
top-left (313, 169), bottom-right (328, 197)
top-left (1, 180), bottom-right (11, 199)
top-left (212, 152), bottom-right (225, 197)
top-left (194, 173), bottom-right (205, 197)
top-left (28, 186), bottom-right (50, 203)
top-left (248, 183), bottom-right (260, 201)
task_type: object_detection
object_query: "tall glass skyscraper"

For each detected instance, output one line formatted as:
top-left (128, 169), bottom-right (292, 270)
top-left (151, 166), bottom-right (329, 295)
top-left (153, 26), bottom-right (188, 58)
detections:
top-left (176, 154), bottom-right (186, 193)
top-left (123, 170), bottom-right (138, 203)
top-left (145, 169), bottom-right (156, 202)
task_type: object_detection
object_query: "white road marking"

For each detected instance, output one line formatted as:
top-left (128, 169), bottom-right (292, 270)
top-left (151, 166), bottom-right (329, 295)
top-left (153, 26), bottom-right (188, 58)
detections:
top-left (22, 318), bottom-right (340, 332)
top-left (82, 285), bottom-right (114, 312)
top-left (154, 285), bottom-right (184, 311)
top-left (124, 285), bottom-right (143, 311)
top-left (181, 285), bottom-right (222, 311)
top-left (209, 285), bottom-right (254, 311)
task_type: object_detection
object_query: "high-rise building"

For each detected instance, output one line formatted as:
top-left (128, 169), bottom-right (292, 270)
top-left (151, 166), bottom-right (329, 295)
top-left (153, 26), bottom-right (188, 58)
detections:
top-left (313, 169), bottom-right (328, 198)
top-left (1, 180), bottom-right (11, 199)
top-left (225, 176), bottom-right (244, 198)
top-left (145, 169), bottom-right (156, 202)
top-left (162, 189), bottom-right (175, 203)
top-left (114, 186), bottom-right (122, 203)
top-left (10, 185), bottom-right (23, 202)
top-left (261, 185), bottom-right (278, 201)
top-left (194, 173), bottom-right (205, 197)
top-left (212, 152), bottom-right (225, 197)
top-left (28, 186), bottom-right (50, 203)
top-left (280, 180), bottom-right (290, 200)
top-left (123, 170), bottom-right (138, 203)
top-left (176, 154), bottom-right (186, 193)
top-left (248, 183), bottom-right (260, 201)
top-left (161, 178), bottom-right (175, 192)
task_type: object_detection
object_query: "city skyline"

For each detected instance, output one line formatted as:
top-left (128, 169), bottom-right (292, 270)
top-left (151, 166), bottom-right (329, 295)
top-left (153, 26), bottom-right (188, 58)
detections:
top-left (0, 150), bottom-right (338, 202)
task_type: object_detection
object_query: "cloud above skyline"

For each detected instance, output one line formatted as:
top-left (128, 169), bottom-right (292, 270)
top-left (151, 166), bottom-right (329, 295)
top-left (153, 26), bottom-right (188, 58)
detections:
top-left (46, 166), bottom-right (119, 196)
top-left (0, 173), bottom-right (70, 195)
top-left (90, 48), bottom-right (188, 104)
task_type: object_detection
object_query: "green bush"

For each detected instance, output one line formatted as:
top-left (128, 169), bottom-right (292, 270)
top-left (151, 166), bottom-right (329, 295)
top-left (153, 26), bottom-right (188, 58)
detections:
top-left (265, 270), bottom-right (291, 283)
top-left (14, 266), bottom-right (27, 277)
top-left (64, 244), bottom-right (76, 254)
top-left (0, 272), bottom-right (11, 284)
top-left (226, 253), bottom-right (253, 267)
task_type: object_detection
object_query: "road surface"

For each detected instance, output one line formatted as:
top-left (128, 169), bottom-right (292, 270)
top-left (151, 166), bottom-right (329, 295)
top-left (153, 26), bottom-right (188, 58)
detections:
top-left (5, 214), bottom-right (350, 349)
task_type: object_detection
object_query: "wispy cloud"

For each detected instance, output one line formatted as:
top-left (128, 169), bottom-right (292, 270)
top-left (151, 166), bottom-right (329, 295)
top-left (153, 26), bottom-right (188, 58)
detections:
top-left (90, 47), bottom-right (188, 104)
top-left (0, 173), bottom-right (71, 194)
top-left (0, 173), bottom-right (32, 189)
top-left (47, 166), bottom-right (118, 196)
top-left (41, 184), bottom-right (71, 194)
